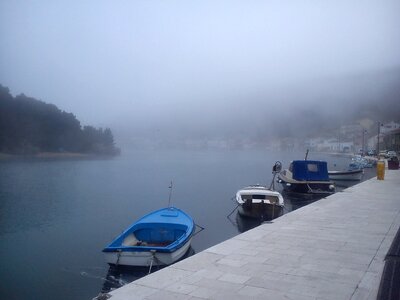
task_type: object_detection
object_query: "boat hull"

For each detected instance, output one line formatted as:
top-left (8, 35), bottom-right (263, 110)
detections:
top-left (238, 203), bottom-right (283, 220)
top-left (104, 237), bottom-right (192, 267)
top-left (328, 169), bottom-right (363, 181)
top-left (278, 175), bottom-right (335, 195)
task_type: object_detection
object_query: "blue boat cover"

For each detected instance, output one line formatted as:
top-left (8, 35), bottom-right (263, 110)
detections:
top-left (291, 160), bottom-right (330, 181)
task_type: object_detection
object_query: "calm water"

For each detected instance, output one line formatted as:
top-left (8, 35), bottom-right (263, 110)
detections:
top-left (0, 150), bottom-right (374, 299)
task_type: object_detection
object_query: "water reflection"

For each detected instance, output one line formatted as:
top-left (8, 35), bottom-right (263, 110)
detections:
top-left (98, 247), bottom-right (196, 295)
top-left (101, 265), bottom-right (156, 293)
top-left (332, 180), bottom-right (360, 189)
top-left (234, 212), bottom-right (262, 233)
top-left (231, 195), bottom-right (319, 233)
top-left (282, 192), bottom-right (322, 211)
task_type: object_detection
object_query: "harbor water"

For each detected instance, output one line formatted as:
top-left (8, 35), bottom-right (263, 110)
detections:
top-left (0, 150), bottom-right (376, 300)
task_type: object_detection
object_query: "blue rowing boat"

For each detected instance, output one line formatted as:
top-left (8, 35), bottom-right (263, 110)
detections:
top-left (103, 207), bottom-right (195, 267)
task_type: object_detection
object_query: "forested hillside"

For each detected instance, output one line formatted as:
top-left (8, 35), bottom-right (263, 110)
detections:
top-left (0, 84), bottom-right (120, 155)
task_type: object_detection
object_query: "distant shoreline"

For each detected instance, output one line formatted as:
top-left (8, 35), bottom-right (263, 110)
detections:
top-left (0, 152), bottom-right (116, 160)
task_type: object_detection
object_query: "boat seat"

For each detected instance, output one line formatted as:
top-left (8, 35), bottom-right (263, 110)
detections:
top-left (122, 233), bottom-right (146, 246)
top-left (145, 241), bottom-right (172, 247)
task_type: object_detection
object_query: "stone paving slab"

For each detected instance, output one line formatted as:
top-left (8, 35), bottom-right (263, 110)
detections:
top-left (106, 170), bottom-right (400, 300)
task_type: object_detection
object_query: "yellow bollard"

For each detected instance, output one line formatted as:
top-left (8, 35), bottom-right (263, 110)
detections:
top-left (377, 160), bottom-right (385, 180)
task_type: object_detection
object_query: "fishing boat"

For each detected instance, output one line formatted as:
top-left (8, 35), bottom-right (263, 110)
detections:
top-left (103, 207), bottom-right (195, 267)
top-left (349, 155), bottom-right (374, 169)
top-left (235, 161), bottom-right (284, 220)
top-left (236, 185), bottom-right (284, 219)
top-left (328, 168), bottom-right (363, 181)
top-left (277, 160), bottom-right (335, 195)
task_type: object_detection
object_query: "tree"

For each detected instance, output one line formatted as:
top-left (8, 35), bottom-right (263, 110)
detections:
top-left (0, 84), bottom-right (120, 155)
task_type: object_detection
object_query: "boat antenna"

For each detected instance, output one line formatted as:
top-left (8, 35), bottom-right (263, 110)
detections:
top-left (305, 149), bottom-right (309, 160)
top-left (167, 180), bottom-right (173, 207)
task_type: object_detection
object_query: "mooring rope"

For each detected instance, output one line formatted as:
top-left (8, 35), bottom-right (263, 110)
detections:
top-left (193, 223), bottom-right (205, 237)
top-left (306, 183), bottom-right (314, 193)
top-left (115, 250), bottom-right (122, 267)
top-left (148, 250), bottom-right (165, 274)
top-left (148, 251), bottom-right (156, 274)
top-left (227, 204), bottom-right (240, 219)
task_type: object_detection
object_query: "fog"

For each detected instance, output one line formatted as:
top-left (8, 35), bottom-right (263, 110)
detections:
top-left (1, 0), bottom-right (400, 148)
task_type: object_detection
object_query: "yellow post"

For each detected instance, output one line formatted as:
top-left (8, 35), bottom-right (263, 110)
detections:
top-left (377, 160), bottom-right (385, 180)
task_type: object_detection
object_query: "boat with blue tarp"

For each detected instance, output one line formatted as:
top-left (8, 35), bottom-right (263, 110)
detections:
top-left (103, 207), bottom-right (195, 267)
top-left (277, 160), bottom-right (335, 195)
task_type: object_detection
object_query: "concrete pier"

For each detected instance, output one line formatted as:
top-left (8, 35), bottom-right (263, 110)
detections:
top-left (106, 170), bottom-right (400, 300)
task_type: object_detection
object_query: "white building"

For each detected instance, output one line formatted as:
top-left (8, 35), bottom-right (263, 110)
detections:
top-left (381, 121), bottom-right (400, 134)
top-left (313, 139), bottom-right (352, 152)
top-left (304, 138), bottom-right (321, 151)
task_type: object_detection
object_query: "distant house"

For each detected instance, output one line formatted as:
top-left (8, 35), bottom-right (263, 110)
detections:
top-left (383, 129), bottom-right (400, 152)
top-left (340, 124), bottom-right (363, 139)
top-left (318, 139), bottom-right (339, 152)
top-left (381, 121), bottom-right (400, 134)
top-left (311, 138), bottom-right (353, 153)
top-left (338, 141), bottom-right (354, 153)
top-left (368, 122), bottom-right (400, 151)
top-left (304, 138), bottom-right (321, 151)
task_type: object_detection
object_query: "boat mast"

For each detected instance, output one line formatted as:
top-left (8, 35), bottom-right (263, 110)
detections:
top-left (167, 181), bottom-right (173, 207)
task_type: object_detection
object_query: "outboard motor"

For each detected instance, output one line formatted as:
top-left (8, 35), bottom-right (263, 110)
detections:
top-left (270, 161), bottom-right (282, 190)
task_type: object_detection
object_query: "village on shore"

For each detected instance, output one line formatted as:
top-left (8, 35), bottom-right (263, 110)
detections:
top-left (127, 120), bottom-right (400, 155)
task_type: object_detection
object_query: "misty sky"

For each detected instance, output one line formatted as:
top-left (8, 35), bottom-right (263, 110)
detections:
top-left (1, 0), bottom-right (400, 141)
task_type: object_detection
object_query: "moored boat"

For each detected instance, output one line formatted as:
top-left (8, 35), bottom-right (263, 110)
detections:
top-left (349, 155), bottom-right (374, 169)
top-left (278, 160), bottom-right (335, 196)
top-left (328, 168), bottom-right (363, 181)
top-left (236, 185), bottom-right (284, 220)
top-left (103, 207), bottom-right (195, 267)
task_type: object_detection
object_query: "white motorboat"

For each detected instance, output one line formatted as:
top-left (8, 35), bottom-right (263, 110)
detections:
top-left (236, 185), bottom-right (284, 220)
top-left (328, 168), bottom-right (364, 181)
